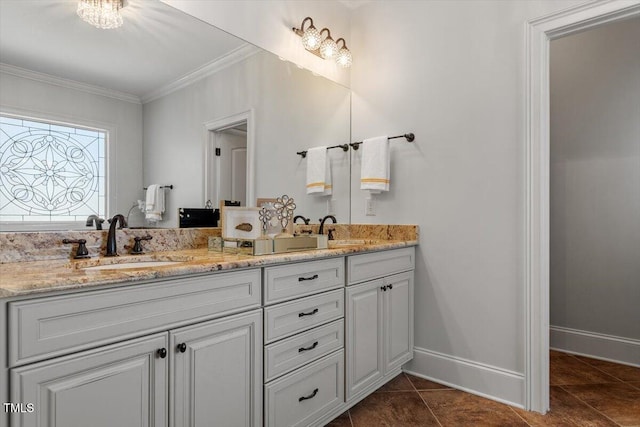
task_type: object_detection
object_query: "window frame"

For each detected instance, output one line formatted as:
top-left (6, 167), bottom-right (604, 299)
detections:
top-left (0, 108), bottom-right (115, 232)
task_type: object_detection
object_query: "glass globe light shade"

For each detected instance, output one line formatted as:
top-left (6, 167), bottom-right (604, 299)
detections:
top-left (336, 47), bottom-right (353, 68)
top-left (320, 37), bottom-right (338, 59)
top-left (301, 26), bottom-right (321, 51)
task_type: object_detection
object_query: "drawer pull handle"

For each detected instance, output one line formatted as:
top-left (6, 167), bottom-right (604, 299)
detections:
top-left (298, 388), bottom-right (319, 402)
top-left (298, 274), bottom-right (319, 282)
top-left (380, 285), bottom-right (387, 291)
top-left (177, 343), bottom-right (187, 353)
top-left (298, 308), bottom-right (319, 317)
top-left (387, 284), bottom-right (393, 290)
top-left (298, 341), bottom-right (319, 352)
top-left (157, 348), bottom-right (167, 359)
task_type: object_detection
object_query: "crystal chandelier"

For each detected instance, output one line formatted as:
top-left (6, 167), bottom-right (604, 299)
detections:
top-left (77, 0), bottom-right (124, 30)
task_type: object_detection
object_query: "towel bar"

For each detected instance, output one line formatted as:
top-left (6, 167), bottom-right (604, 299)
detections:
top-left (296, 133), bottom-right (414, 157)
top-left (297, 144), bottom-right (349, 158)
top-left (349, 133), bottom-right (415, 150)
top-left (143, 185), bottom-right (174, 190)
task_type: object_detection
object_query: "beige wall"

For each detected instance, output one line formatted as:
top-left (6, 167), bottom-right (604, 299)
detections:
top-left (349, 0), bottom-right (585, 404)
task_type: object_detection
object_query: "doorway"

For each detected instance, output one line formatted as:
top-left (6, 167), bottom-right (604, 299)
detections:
top-left (525, 1), bottom-right (640, 414)
top-left (549, 17), bottom-right (639, 366)
top-left (203, 110), bottom-right (255, 208)
top-left (214, 125), bottom-right (247, 206)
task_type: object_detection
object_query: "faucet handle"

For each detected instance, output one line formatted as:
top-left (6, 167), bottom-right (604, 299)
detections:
top-left (131, 235), bottom-right (153, 255)
top-left (62, 239), bottom-right (90, 259)
top-left (327, 228), bottom-right (336, 240)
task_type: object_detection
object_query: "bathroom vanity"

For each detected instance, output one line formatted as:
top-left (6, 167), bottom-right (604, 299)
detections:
top-left (0, 235), bottom-right (416, 427)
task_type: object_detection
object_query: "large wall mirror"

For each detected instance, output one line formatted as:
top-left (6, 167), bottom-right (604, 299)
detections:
top-left (0, 0), bottom-right (351, 231)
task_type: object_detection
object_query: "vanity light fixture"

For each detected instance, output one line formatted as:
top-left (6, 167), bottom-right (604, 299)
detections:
top-left (319, 29), bottom-right (338, 59)
top-left (292, 17), bottom-right (352, 68)
top-left (335, 38), bottom-right (353, 68)
top-left (299, 17), bottom-right (321, 51)
top-left (77, 0), bottom-right (124, 29)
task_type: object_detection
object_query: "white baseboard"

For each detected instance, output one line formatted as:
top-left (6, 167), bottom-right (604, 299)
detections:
top-left (404, 347), bottom-right (525, 408)
top-left (550, 326), bottom-right (640, 367)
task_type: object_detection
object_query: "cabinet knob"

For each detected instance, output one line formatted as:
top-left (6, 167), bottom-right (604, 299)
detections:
top-left (157, 348), bottom-right (167, 359)
top-left (298, 388), bottom-right (319, 402)
top-left (387, 284), bottom-right (393, 290)
top-left (177, 343), bottom-right (187, 353)
top-left (380, 285), bottom-right (387, 291)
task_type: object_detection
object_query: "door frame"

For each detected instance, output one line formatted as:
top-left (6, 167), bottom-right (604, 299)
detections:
top-left (524, 0), bottom-right (640, 413)
top-left (203, 109), bottom-right (255, 207)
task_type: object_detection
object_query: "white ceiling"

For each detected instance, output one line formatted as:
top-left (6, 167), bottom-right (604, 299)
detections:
top-left (0, 0), bottom-right (248, 97)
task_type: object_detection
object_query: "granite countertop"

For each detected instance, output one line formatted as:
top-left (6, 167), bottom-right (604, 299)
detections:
top-left (0, 240), bottom-right (417, 298)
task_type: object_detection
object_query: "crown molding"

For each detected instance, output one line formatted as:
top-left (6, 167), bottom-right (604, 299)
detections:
top-left (0, 63), bottom-right (142, 104)
top-left (141, 43), bottom-right (261, 104)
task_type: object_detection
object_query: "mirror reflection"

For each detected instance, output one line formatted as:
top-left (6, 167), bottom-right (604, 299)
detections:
top-left (0, 0), bottom-right (350, 231)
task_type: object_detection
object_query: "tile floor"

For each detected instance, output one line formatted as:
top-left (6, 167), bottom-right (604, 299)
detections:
top-left (327, 351), bottom-right (640, 426)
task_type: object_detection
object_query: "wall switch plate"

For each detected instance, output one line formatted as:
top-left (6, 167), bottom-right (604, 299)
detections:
top-left (365, 198), bottom-right (375, 216)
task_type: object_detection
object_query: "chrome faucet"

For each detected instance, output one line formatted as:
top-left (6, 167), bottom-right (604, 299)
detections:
top-left (106, 214), bottom-right (127, 257)
top-left (86, 215), bottom-right (104, 230)
top-left (318, 215), bottom-right (337, 236)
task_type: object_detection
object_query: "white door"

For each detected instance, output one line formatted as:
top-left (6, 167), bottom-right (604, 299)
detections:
top-left (170, 309), bottom-right (262, 427)
top-left (216, 128), bottom-right (247, 205)
top-left (345, 280), bottom-right (384, 401)
top-left (10, 334), bottom-right (168, 427)
top-left (383, 271), bottom-right (414, 373)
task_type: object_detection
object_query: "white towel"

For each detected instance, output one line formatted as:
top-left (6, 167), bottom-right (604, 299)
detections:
top-left (145, 184), bottom-right (165, 222)
top-left (360, 136), bottom-right (390, 192)
top-left (306, 146), bottom-right (332, 196)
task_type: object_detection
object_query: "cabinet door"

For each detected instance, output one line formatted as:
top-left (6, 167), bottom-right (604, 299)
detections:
top-left (384, 271), bottom-right (414, 373)
top-left (10, 333), bottom-right (168, 427)
top-left (170, 309), bottom-right (262, 427)
top-left (345, 279), bottom-right (384, 401)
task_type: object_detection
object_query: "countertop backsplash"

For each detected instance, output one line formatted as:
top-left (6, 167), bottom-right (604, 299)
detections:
top-left (0, 224), bottom-right (418, 264)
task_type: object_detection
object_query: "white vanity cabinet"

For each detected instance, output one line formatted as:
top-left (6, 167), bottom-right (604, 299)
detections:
top-left (7, 269), bottom-right (263, 427)
top-left (3, 245), bottom-right (417, 427)
top-left (345, 247), bottom-right (415, 402)
top-left (262, 258), bottom-right (346, 427)
top-left (10, 333), bottom-right (169, 427)
top-left (170, 309), bottom-right (262, 427)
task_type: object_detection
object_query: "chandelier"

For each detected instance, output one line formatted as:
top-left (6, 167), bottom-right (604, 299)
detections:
top-left (77, 0), bottom-right (124, 30)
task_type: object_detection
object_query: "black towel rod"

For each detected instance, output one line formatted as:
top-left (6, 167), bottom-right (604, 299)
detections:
top-left (349, 133), bottom-right (415, 150)
top-left (143, 185), bottom-right (174, 190)
top-left (297, 144), bottom-right (349, 158)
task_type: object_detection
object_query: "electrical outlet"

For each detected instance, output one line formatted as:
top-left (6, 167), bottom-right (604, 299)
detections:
top-left (365, 198), bottom-right (375, 216)
top-left (327, 198), bottom-right (336, 215)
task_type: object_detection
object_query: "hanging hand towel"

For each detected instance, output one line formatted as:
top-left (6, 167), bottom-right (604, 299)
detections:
top-left (360, 136), bottom-right (390, 192)
top-left (306, 146), bottom-right (332, 196)
top-left (145, 184), bottom-right (165, 222)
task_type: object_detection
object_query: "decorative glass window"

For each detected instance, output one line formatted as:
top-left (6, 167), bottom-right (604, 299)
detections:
top-left (0, 114), bottom-right (106, 223)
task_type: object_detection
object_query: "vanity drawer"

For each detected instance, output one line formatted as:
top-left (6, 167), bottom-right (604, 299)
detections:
top-left (264, 289), bottom-right (344, 343)
top-left (265, 350), bottom-right (344, 427)
top-left (347, 247), bottom-right (415, 285)
top-left (265, 319), bottom-right (344, 382)
top-left (264, 258), bottom-right (344, 305)
top-left (8, 269), bottom-right (261, 367)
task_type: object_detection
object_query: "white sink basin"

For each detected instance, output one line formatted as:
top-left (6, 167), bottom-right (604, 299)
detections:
top-left (82, 261), bottom-right (183, 271)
